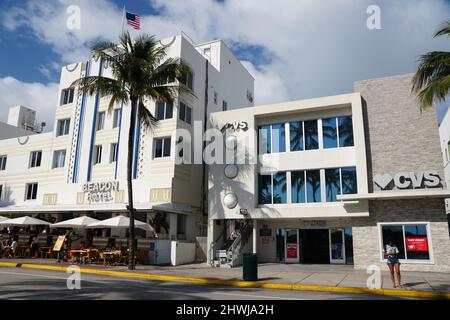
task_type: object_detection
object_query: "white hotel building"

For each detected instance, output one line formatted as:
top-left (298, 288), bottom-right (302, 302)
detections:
top-left (0, 34), bottom-right (254, 263)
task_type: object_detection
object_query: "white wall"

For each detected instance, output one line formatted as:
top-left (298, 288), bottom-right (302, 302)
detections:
top-left (170, 240), bottom-right (196, 266)
top-left (439, 108), bottom-right (450, 188)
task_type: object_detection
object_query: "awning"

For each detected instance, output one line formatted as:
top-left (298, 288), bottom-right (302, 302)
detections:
top-left (51, 216), bottom-right (100, 228)
top-left (0, 202), bottom-right (192, 215)
top-left (337, 189), bottom-right (450, 201)
top-left (86, 215), bottom-right (155, 233)
top-left (0, 216), bottom-right (51, 226)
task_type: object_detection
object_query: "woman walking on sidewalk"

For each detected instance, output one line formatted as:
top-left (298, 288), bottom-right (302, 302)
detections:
top-left (384, 238), bottom-right (402, 288)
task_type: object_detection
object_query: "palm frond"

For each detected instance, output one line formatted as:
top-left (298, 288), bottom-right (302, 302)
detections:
top-left (412, 51), bottom-right (450, 108)
top-left (138, 100), bottom-right (158, 129)
top-left (434, 20), bottom-right (450, 38)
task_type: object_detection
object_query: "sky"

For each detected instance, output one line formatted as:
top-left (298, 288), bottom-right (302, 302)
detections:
top-left (0, 0), bottom-right (449, 130)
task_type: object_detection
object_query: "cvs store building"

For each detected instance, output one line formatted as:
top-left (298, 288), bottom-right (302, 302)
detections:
top-left (208, 74), bottom-right (450, 272)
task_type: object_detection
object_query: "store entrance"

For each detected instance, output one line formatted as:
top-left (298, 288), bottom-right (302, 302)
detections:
top-left (299, 229), bottom-right (330, 264)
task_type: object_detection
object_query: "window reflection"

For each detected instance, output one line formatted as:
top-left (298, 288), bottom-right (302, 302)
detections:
top-left (338, 116), bottom-right (354, 147)
top-left (306, 170), bottom-right (321, 202)
top-left (304, 120), bottom-right (318, 150)
top-left (258, 174), bottom-right (272, 204)
top-left (289, 121), bottom-right (303, 151)
top-left (322, 118), bottom-right (338, 148)
top-left (273, 172), bottom-right (287, 204)
top-left (291, 171), bottom-right (306, 203)
top-left (325, 168), bottom-right (340, 202)
top-left (341, 167), bottom-right (357, 194)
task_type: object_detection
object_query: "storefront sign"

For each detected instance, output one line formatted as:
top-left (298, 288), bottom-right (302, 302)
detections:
top-left (221, 121), bottom-right (248, 132)
top-left (82, 181), bottom-right (119, 203)
top-left (374, 170), bottom-right (440, 190)
top-left (302, 220), bottom-right (327, 228)
top-left (286, 243), bottom-right (297, 258)
top-left (406, 237), bottom-right (428, 252)
top-left (53, 235), bottom-right (66, 252)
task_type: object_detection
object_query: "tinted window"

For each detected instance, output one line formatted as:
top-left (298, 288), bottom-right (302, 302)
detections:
top-left (338, 116), bottom-right (354, 147)
top-left (258, 125), bottom-right (271, 154)
top-left (381, 225), bottom-right (406, 259)
top-left (322, 117), bottom-right (338, 148)
top-left (258, 174), bottom-right (272, 204)
top-left (291, 171), bottom-right (305, 203)
top-left (306, 170), bottom-right (321, 202)
top-left (325, 168), bottom-right (340, 202)
top-left (341, 167), bottom-right (357, 194)
top-left (272, 172), bottom-right (287, 204)
top-left (304, 120), bottom-right (318, 150)
top-left (271, 123), bottom-right (286, 153)
top-left (289, 121), bottom-right (303, 151)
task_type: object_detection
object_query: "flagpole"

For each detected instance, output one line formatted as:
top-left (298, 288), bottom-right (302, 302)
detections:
top-left (120, 5), bottom-right (126, 36)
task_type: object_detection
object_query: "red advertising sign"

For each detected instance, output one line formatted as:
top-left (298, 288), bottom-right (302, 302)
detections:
top-left (286, 243), bottom-right (297, 259)
top-left (406, 237), bottom-right (428, 252)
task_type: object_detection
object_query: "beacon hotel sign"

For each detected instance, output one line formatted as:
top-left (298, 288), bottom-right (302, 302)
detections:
top-left (83, 181), bottom-right (119, 203)
top-left (374, 170), bottom-right (441, 190)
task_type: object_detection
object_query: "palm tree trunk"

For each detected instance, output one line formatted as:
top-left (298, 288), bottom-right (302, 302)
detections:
top-left (127, 98), bottom-right (137, 270)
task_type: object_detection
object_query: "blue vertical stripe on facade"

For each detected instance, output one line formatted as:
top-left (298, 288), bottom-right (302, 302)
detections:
top-left (72, 60), bottom-right (91, 183)
top-left (114, 102), bottom-right (124, 180)
top-left (133, 110), bottom-right (141, 179)
top-left (86, 59), bottom-right (104, 182)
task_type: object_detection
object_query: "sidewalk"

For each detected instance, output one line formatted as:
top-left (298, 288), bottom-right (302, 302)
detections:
top-left (1, 259), bottom-right (449, 298)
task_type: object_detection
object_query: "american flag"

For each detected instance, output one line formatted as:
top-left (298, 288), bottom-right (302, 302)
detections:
top-left (126, 12), bottom-right (141, 30)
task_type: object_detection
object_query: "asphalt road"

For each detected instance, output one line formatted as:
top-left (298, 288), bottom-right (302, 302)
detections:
top-left (0, 267), bottom-right (405, 300)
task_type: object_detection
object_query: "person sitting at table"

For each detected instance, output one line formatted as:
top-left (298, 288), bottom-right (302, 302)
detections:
top-left (29, 237), bottom-right (39, 258)
top-left (6, 238), bottom-right (17, 258)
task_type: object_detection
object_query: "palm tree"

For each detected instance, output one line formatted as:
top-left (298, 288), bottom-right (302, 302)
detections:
top-left (412, 20), bottom-right (450, 109)
top-left (72, 31), bottom-right (191, 270)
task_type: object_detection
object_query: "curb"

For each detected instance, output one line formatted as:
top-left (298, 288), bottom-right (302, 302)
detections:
top-left (1, 261), bottom-right (449, 299)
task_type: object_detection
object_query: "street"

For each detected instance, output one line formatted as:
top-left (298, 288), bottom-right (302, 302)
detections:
top-left (0, 267), bottom-right (409, 300)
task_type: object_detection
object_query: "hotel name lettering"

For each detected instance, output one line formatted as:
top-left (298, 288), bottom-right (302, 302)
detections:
top-left (83, 181), bottom-right (119, 203)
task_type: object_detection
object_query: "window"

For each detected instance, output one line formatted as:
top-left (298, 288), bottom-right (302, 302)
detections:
top-left (156, 101), bottom-right (173, 120)
top-left (181, 71), bottom-right (193, 90)
top-left (325, 167), bottom-right (358, 202)
top-left (96, 112), bottom-right (105, 131)
top-left (25, 183), bottom-right (38, 200)
top-left (306, 170), bottom-right (321, 203)
top-left (222, 100), bottom-right (228, 111)
top-left (304, 120), bottom-right (318, 150)
top-left (56, 119), bottom-right (70, 136)
top-left (214, 91), bottom-right (218, 105)
top-left (258, 123), bottom-right (286, 154)
top-left (60, 88), bottom-right (75, 105)
top-left (258, 172), bottom-right (287, 204)
top-left (93, 145), bottom-right (102, 164)
top-left (52, 150), bottom-right (66, 169)
top-left (179, 102), bottom-right (192, 124)
top-left (380, 223), bottom-right (431, 261)
top-left (289, 121), bottom-right (304, 151)
top-left (322, 116), bottom-right (354, 149)
top-left (29, 151), bottom-right (42, 168)
top-left (0, 184), bottom-right (2, 200)
top-left (0, 155), bottom-right (7, 171)
top-left (112, 109), bottom-right (121, 128)
top-left (110, 143), bottom-right (118, 163)
top-left (291, 171), bottom-right (306, 203)
top-left (154, 137), bottom-right (171, 158)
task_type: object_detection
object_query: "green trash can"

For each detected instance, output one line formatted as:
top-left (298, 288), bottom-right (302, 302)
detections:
top-left (243, 253), bottom-right (258, 281)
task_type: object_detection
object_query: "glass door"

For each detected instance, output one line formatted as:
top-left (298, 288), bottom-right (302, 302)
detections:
top-left (285, 229), bottom-right (299, 263)
top-left (329, 228), bottom-right (345, 264)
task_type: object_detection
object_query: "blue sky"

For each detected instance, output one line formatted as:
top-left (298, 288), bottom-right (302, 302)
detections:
top-left (0, 0), bottom-right (449, 127)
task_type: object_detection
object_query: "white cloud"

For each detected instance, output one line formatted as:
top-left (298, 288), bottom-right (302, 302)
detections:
top-left (1, 0), bottom-right (450, 121)
top-left (0, 77), bottom-right (59, 130)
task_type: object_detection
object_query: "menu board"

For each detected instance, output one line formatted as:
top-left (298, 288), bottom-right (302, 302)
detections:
top-left (53, 235), bottom-right (66, 252)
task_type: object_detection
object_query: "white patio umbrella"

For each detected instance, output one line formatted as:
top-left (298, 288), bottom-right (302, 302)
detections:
top-left (0, 216), bottom-right (9, 222)
top-left (86, 215), bottom-right (155, 233)
top-left (51, 216), bottom-right (100, 228)
top-left (0, 216), bottom-right (51, 226)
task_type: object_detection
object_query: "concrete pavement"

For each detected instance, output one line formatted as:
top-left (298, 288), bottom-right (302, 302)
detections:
top-left (1, 259), bottom-right (449, 298)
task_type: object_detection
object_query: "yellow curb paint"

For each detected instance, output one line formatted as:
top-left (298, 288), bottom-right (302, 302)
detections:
top-left (1, 261), bottom-right (449, 299)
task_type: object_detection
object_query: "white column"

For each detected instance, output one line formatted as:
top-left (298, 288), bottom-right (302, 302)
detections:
top-left (253, 219), bottom-right (257, 254)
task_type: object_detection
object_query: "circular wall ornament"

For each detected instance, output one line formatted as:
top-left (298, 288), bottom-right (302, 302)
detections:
top-left (223, 193), bottom-right (238, 209)
top-left (224, 164), bottom-right (239, 179)
top-left (159, 36), bottom-right (176, 48)
top-left (225, 135), bottom-right (238, 150)
top-left (66, 63), bottom-right (79, 72)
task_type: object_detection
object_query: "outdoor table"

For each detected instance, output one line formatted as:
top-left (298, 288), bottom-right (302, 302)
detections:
top-left (103, 251), bottom-right (121, 266)
top-left (69, 250), bottom-right (88, 264)
top-left (39, 246), bottom-right (51, 259)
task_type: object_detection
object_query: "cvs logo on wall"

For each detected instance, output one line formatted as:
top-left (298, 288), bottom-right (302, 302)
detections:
top-left (374, 170), bottom-right (441, 190)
